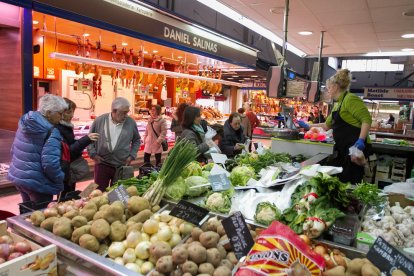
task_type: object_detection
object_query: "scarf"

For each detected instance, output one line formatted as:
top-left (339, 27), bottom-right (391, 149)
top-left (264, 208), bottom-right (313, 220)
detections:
top-left (192, 124), bottom-right (205, 134)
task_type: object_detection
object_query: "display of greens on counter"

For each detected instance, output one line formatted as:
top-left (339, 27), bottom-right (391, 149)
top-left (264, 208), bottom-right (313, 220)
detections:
top-left (233, 151), bottom-right (292, 174)
top-left (108, 172), bottom-right (158, 196)
top-left (353, 182), bottom-right (386, 208)
top-left (310, 173), bottom-right (351, 208)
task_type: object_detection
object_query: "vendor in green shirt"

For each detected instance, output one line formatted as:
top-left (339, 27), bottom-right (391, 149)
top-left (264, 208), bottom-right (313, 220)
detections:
top-left (299, 69), bottom-right (372, 183)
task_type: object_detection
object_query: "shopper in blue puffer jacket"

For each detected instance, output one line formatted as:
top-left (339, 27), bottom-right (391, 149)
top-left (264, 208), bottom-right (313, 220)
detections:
top-left (8, 94), bottom-right (68, 203)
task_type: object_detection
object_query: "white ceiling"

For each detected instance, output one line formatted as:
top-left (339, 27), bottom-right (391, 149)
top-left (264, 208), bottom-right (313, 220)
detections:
top-left (220, 0), bottom-right (414, 57)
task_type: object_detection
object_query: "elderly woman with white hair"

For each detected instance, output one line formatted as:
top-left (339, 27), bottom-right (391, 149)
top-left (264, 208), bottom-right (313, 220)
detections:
top-left (87, 97), bottom-right (141, 191)
top-left (8, 94), bottom-right (68, 204)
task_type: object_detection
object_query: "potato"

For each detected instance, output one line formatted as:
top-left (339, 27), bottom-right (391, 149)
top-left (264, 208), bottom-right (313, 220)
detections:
top-left (188, 244), bottom-right (207, 264)
top-left (172, 245), bottom-right (189, 265)
top-left (103, 203), bottom-right (124, 224)
top-left (43, 207), bottom-right (59, 218)
top-left (91, 219), bottom-right (110, 240)
top-left (126, 223), bottom-right (143, 236)
top-left (156, 255), bottom-right (174, 274)
top-left (99, 204), bottom-right (110, 212)
top-left (89, 189), bottom-right (102, 198)
top-left (152, 205), bottom-right (160, 212)
top-left (127, 196), bottom-right (150, 214)
top-left (149, 241), bottom-right (172, 262)
top-left (53, 217), bottom-right (73, 239)
top-left (219, 235), bottom-right (231, 251)
top-left (110, 221), bottom-right (127, 241)
top-left (147, 271), bottom-right (164, 276)
top-left (199, 231), bottom-right (220, 249)
top-left (191, 227), bottom-right (203, 242)
top-left (126, 186), bottom-right (138, 196)
top-left (198, 263), bottom-right (215, 275)
top-left (98, 244), bottom-right (109, 255)
top-left (30, 211), bottom-right (45, 226)
top-left (89, 195), bottom-right (109, 209)
top-left (71, 225), bottom-right (91, 243)
top-left (206, 248), bottom-right (221, 268)
top-left (216, 224), bottom-right (226, 236)
top-left (186, 238), bottom-right (194, 244)
top-left (79, 234), bottom-right (100, 252)
top-left (181, 260), bottom-right (198, 275)
top-left (71, 215), bottom-right (87, 228)
top-left (347, 258), bottom-right (365, 275)
top-left (170, 267), bottom-right (183, 276)
top-left (63, 209), bottom-right (79, 219)
top-left (40, 217), bottom-right (58, 231)
top-left (361, 263), bottom-right (381, 276)
top-left (198, 274), bottom-right (210, 276)
top-left (392, 269), bottom-right (407, 276)
top-left (216, 244), bottom-right (227, 259)
top-left (127, 209), bottom-right (153, 224)
top-left (80, 202), bottom-right (98, 221)
top-left (182, 273), bottom-right (192, 276)
top-left (206, 217), bottom-right (220, 232)
top-left (213, 265), bottom-right (231, 276)
top-left (322, 266), bottom-right (345, 276)
top-left (93, 211), bottom-right (105, 221)
top-left (227, 252), bottom-right (237, 265)
top-left (220, 259), bottom-right (233, 270)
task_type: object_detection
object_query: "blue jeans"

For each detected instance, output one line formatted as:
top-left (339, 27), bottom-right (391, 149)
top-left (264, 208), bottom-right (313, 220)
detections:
top-left (15, 185), bottom-right (53, 203)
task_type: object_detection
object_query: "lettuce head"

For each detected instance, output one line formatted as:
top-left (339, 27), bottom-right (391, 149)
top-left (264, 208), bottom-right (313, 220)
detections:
top-left (185, 176), bottom-right (210, 197)
top-left (229, 165), bottom-right (255, 186)
top-left (181, 161), bottom-right (203, 178)
top-left (165, 177), bottom-right (187, 201)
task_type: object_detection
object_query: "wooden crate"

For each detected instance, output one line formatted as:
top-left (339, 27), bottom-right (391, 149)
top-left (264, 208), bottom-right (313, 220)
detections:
top-left (0, 221), bottom-right (57, 276)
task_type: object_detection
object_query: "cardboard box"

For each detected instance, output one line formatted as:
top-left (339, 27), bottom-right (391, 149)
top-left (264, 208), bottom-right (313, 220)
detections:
top-left (392, 168), bottom-right (406, 175)
top-left (376, 171), bottom-right (390, 179)
top-left (0, 221), bottom-right (57, 276)
top-left (388, 193), bottom-right (414, 208)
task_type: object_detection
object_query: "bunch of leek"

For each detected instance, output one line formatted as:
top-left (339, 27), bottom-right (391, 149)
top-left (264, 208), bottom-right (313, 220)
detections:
top-left (143, 140), bottom-right (198, 207)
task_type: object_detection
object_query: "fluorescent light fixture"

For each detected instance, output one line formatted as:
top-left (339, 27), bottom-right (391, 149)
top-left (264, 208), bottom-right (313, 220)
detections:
top-left (251, 75), bottom-right (258, 77)
top-left (401, 48), bottom-right (414, 52)
top-left (33, 20), bottom-right (39, 25)
top-left (177, 56), bottom-right (183, 59)
top-left (298, 31), bottom-right (313, 36)
top-left (365, 51), bottom-right (414, 56)
top-left (121, 42), bottom-right (128, 46)
top-left (232, 75), bottom-right (238, 77)
top-left (227, 77), bottom-right (234, 79)
top-left (83, 33), bottom-right (90, 37)
top-left (196, 0), bottom-right (307, 57)
top-left (152, 50), bottom-right (159, 53)
top-left (401, 33), bottom-right (414, 38)
top-left (143, 51), bottom-right (148, 54)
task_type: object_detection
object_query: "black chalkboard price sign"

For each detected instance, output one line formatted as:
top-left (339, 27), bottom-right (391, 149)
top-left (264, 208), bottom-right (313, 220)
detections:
top-left (107, 185), bottom-right (130, 205)
top-left (367, 236), bottom-right (414, 276)
top-left (169, 200), bottom-right (209, 225)
top-left (221, 211), bottom-right (254, 260)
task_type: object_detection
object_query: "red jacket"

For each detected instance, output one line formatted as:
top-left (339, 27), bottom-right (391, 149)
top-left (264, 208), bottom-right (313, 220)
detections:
top-left (245, 111), bottom-right (260, 134)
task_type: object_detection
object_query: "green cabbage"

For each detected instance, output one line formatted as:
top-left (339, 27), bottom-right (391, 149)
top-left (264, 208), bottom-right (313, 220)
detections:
top-left (202, 171), bottom-right (211, 179)
top-left (229, 165), bottom-right (255, 186)
top-left (254, 202), bottom-right (281, 226)
top-left (185, 176), bottom-right (210, 197)
top-left (181, 161), bottom-right (203, 178)
top-left (202, 163), bottom-right (214, 172)
top-left (165, 177), bottom-right (187, 201)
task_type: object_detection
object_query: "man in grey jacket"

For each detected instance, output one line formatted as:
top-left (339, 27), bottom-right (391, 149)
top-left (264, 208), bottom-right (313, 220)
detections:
top-left (88, 97), bottom-right (141, 191)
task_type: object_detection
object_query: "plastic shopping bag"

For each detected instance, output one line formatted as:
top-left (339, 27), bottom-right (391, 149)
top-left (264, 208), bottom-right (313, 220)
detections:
top-left (349, 145), bottom-right (366, 166)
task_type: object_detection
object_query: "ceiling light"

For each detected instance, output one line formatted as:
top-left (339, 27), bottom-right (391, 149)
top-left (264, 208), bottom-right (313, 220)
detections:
top-left (227, 77), bottom-right (234, 79)
top-left (33, 20), bottom-right (39, 25)
top-left (401, 34), bottom-right (414, 38)
top-left (251, 75), bottom-right (258, 77)
top-left (177, 56), bottom-right (183, 59)
top-left (298, 31), bottom-right (313, 36)
top-left (244, 78), bottom-right (250, 80)
top-left (232, 75), bottom-right (238, 77)
top-left (196, 0), bottom-right (307, 57)
top-left (401, 48), bottom-right (414, 52)
top-left (83, 33), bottom-right (90, 37)
top-left (143, 51), bottom-right (148, 54)
top-left (365, 51), bottom-right (414, 56)
top-left (402, 9), bottom-right (414, 16)
top-left (153, 50), bottom-right (158, 53)
top-left (121, 42), bottom-right (128, 46)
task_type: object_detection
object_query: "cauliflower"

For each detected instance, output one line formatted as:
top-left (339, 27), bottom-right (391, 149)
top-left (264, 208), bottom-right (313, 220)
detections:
top-left (205, 191), bottom-right (232, 214)
top-left (254, 202), bottom-right (281, 226)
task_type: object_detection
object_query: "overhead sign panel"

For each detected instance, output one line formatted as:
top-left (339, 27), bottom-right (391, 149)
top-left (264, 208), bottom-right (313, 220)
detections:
top-left (364, 87), bottom-right (414, 101)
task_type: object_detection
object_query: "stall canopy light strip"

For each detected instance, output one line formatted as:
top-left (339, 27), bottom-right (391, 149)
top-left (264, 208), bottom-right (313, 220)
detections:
top-left (49, 52), bottom-right (248, 87)
top-left (196, 0), bottom-right (307, 57)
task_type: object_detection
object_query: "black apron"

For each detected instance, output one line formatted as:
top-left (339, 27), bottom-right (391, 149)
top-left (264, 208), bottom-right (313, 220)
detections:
top-left (330, 92), bottom-right (370, 184)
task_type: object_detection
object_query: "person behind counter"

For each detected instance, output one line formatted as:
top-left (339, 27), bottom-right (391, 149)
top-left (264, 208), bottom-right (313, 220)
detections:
top-left (143, 105), bottom-right (167, 167)
top-left (387, 113), bottom-right (395, 126)
top-left (8, 94), bottom-right (68, 203)
top-left (238, 107), bottom-right (252, 137)
top-left (170, 102), bottom-right (188, 140)
top-left (220, 112), bottom-right (247, 158)
top-left (298, 69), bottom-right (372, 184)
top-left (57, 98), bottom-right (99, 196)
top-left (180, 106), bottom-right (210, 163)
top-left (87, 97), bottom-right (141, 191)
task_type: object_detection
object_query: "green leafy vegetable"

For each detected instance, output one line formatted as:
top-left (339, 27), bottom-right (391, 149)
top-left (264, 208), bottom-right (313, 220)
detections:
top-left (254, 202), bottom-right (281, 226)
top-left (310, 173), bottom-right (351, 208)
top-left (204, 189), bottom-right (233, 214)
top-left (109, 172), bottom-right (158, 196)
top-left (164, 177), bottom-right (187, 201)
top-left (229, 165), bottom-right (255, 186)
top-left (235, 151), bottom-right (292, 174)
top-left (181, 161), bottom-right (203, 178)
top-left (202, 163), bottom-right (214, 172)
top-left (185, 176), bottom-right (210, 197)
top-left (352, 182), bottom-right (385, 208)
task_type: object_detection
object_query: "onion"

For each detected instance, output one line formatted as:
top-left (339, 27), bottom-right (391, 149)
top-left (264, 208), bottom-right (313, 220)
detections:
top-left (135, 259), bottom-right (144, 266)
top-left (0, 235), bottom-right (13, 244)
top-left (125, 263), bottom-right (141, 273)
top-left (47, 202), bottom-right (57, 208)
top-left (151, 214), bottom-right (160, 222)
top-left (158, 222), bottom-right (168, 229)
top-left (179, 222), bottom-right (193, 235)
top-left (141, 261), bottom-right (154, 274)
top-left (135, 241), bottom-right (151, 260)
top-left (0, 244), bottom-right (11, 259)
top-left (140, 233), bottom-right (150, 242)
top-left (168, 233), bottom-right (182, 248)
top-left (14, 241), bottom-right (31, 254)
top-left (313, 245), bottom-right (327, 256)
top-left (159, 211), bottom-right (172, 223)
top-left (126, 231), bottom-right (142, 249)
top-left (170, 225), bottom-right (180, 234)
top-left (7, 252), bottom-right (23, 260)
top-left (57, 205), bottom-right (66, 215)
top-left (299, 234), bottom-right (311, 246)
top-left (157, 227), bottom-right (172, 242)
top-left (150, 234), bottom-right (159, 243)
top-left (143, 219), bottom-right (159, 235)
top-left (114, 257), bottom-right (124, 265)
top-left (108, 242), bottom-right (126, 259)
top-left (65, 205), bottom-right (75, 212)
top-left (123, 248), bottom-right (136, 264)
top-left (43, 208), bottom-right (58, 218)
top-left (74, 199), bottom-right (84, 209)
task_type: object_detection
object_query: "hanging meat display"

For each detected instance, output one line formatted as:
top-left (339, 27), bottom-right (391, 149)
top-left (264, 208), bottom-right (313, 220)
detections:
top-left (92, 41), bottom-right (102, 99)
top-left (175, 61), bottom-right (184, 89)
top-left (154, 56), bottom-right (165, 92)
top-left (204, 66), bottom-right (213, 92)
top-left (133, 50), bottom-right (144, 89)
top-left (180, 63), bottom-right (190, 90)
top-left (192, 64), bottom-right (201, 91)
top-left (124, 48), bottom-right (135, 88)
top-left (74, 36), bottom-right (83, 75)
top-left (210, 69), bottom-right (222, 95)
top-left (119, 47), bottom-right (128, 87)
top-left (82, 39), bottom-right (92, 74)
top-left (110, 44), bottom-right (119, 86)
top-left (147, 54), bottom-right (158, 86)
top-left (200, 65), bottom-right (207, 91)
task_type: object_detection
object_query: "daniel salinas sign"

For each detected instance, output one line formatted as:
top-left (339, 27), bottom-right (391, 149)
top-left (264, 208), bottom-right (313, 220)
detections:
top-left (364, 87), bottom-right (414, 101)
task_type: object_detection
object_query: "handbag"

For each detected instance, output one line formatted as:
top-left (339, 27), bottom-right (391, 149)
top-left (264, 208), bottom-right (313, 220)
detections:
top-left (150, 121), bottom-right (168, 151)
top-left (70, 157), bottom-right (89, 182)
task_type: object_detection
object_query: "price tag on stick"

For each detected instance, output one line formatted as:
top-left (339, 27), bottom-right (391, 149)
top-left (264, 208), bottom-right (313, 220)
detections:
top-left (79, 183), bottom-right (99, 198)
top-left (367, 236), bottom-right (414, 276)
top-left (221, 211), bottom-right (254, 260)
top-left (107, 185), bottom-right (130, 205)
top-left (209, 173), bottom-right (231, 192)
top-left (170, 200), bottom-right (209, 226)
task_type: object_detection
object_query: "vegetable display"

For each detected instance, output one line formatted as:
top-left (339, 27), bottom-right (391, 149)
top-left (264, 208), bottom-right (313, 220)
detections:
top-left (352, 182), bottom-right (385, 208)
top-left (254, 202), bottom-right (281, 226)
top-left (310, 173), bottom-right (351, 208)
top-left (235, 151), bottom-right (292, 174)
top-left (143, 140), bottom-right (199, 207)
top-left (108, 171), bottom-right (158, 196)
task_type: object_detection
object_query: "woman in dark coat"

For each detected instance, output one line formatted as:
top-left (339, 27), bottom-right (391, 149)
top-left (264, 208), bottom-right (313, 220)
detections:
top-left (220, 112), bottom-right (247, 158)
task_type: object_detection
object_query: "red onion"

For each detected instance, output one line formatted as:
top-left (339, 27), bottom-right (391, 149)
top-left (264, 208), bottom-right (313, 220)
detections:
top-left (14, 241), bottom-right (31, 254)
top-left (7, 252), bottom-right (23, 261)
top-left (0, 244), bottom-right (11, 259)
top-left (0, 235), bottom-right (13, 245)
top-left (47, 202), bottom-right (57, 208)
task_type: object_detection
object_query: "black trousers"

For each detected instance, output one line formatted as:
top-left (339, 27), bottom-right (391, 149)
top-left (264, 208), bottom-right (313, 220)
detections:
top-left (144, 152), bottom-right (161, 166)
